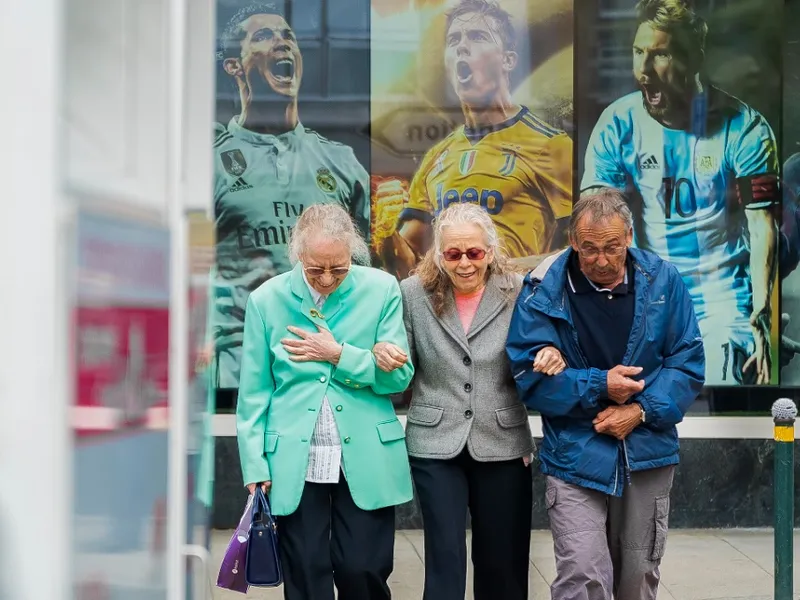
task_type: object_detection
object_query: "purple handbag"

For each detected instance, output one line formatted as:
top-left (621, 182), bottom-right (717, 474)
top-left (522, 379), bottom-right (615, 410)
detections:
top-left (216, 494), bottom-right (254, 594)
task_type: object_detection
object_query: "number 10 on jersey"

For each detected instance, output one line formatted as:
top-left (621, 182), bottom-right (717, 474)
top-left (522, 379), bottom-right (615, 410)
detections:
top-left (662, 176), bottom-right (698, 219)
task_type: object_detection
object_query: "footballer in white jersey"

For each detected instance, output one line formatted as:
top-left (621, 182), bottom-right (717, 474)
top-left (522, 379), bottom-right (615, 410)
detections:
top-left (211, 2), bottom-right (370, 388)
top-left (581, 0), bottom-right (778, 386)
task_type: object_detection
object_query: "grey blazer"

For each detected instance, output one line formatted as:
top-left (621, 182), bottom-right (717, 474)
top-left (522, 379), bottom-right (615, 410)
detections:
top-left (400, 272), bottom-right (534, 461)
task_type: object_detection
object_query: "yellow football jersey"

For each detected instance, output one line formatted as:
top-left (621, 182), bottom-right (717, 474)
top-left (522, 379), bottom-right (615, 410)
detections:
top-left (404, 106), bottom-right (573, 257)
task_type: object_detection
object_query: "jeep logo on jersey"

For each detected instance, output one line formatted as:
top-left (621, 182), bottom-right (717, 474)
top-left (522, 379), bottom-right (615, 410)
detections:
top-left (221, 150), bottom-right (247, 176)
top-left (434, 184), bottom-right (504, 215)
top-left (316, 168), bottom-right (337, 193)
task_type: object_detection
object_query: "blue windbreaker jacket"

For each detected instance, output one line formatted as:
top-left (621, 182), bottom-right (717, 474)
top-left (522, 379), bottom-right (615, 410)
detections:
top-left (505, 247), bottom-right (705, 496)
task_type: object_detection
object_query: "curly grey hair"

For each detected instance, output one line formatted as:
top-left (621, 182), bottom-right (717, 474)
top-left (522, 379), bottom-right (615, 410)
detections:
top-left (288, 204), bottom-right (371, 265)
top-left (415, 202), bottom-right (518, 316)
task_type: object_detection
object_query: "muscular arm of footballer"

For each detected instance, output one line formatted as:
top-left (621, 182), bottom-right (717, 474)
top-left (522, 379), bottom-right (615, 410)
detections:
top-left (746, 208), bottom-right (777, 319)
top-left (551, 217), bottom-right (570, 250)
top-left (397, 219), bottom-right (430, 256)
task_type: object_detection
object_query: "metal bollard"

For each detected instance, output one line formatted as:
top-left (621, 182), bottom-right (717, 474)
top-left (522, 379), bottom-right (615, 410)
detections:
top-left (772, 398), bottom-right (797, 600)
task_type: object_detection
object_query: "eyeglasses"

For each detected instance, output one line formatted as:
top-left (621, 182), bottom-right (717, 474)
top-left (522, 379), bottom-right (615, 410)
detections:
top-left (442, 247), bottom-right (487, 262)
top-left (303, 264), bottom-right (351, 278)
top-left (577, 245), bottom-right (627, 260)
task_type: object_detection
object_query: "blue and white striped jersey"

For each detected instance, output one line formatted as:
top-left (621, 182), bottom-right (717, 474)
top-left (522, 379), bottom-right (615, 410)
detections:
top-left (581, 89), bottom-right (778, 335)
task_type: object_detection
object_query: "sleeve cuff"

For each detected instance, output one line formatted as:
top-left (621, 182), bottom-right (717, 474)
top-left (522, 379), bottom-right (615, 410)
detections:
top-left (242, 460), bottom-right (271, 487)
top-left (580, 368), bottom-right (608, 410)
top-left (333, 343), bottom-right (370, 387)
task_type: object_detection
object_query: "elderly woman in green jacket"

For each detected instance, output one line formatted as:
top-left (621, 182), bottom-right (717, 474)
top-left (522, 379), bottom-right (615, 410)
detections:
top-left (236, 203), bottom-right (414, 600)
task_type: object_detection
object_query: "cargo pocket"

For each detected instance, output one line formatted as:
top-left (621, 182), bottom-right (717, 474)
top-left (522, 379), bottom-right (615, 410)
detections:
top-left (650, 495), bottom-right (670, 561)
top-left (545, 484), bottom-right (557, 511)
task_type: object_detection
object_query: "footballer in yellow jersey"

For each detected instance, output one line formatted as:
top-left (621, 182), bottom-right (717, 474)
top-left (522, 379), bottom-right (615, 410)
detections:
top-left (406, 107), bottom-right (571, 256)
top-left (375, 0), bottom-right (573, 278)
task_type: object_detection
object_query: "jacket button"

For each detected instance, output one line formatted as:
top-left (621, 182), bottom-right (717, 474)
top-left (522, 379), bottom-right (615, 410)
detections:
top-left (320, 376), bottom-right (327, 383)
top-left (344, 436), bottom-right (351, 443)
top-left (336, 405), bottom-right (343, 411)
top-left (463, 356), bottom-right (472, 366)
top-left (464, 409), bottom-right (473, 418)
top-left (464, 383), bottom-right (472, 392)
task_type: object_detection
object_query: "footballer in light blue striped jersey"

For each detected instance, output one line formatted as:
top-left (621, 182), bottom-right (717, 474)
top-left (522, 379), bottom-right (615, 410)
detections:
top-left (210, 2), bottom-right (371, 388)
top-left (581, 0), bottom-right (779, 386)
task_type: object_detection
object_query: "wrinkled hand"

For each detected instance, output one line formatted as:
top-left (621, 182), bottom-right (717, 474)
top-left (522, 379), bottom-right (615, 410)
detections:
top-left (593, 404), bottom-right (642, 440)
top-left (533, 346), bottom-right (566, 376)
top-left (247, 481), bottom-right (271, 495)
top-left (607, 365), bottom-right (645, 404)
top-left (372, 341), bottom-right (408, 372)
top-left (744, 310), bottom-right (772, 384)
top-left (780, 313), bottom-right (800, 370)
top-left (281, 324), bottom-right (343, 364)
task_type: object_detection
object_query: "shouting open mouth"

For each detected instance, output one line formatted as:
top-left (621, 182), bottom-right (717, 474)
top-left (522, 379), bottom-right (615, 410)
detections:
top-left (268, 55), bottom-right (296, 86)
top-left (456, 60), bottom-right (473, 84)
top-left (640, 81), bottom-right (665, 107)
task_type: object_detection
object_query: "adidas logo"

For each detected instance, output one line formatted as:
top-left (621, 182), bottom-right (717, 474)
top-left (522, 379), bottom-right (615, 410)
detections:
top-left (639, 154), bottom-right (659, 170)
top-left (229, 177), bottom-right (253, 192)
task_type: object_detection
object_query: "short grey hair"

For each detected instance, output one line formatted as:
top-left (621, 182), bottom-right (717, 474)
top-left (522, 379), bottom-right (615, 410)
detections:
top-left (570, 188), bottom-right (634, 241)
top-left (288, 204), bottom-right (370, 265)
top-left (432, 203), bottom-right (503, 268)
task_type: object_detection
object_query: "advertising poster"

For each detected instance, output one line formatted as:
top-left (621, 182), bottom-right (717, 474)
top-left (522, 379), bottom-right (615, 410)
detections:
top-left (370, 0), bottom-right (575, 279)
top-left (576, 0), bottom-right (782, 387)
top-left (211, 0), bottom-right (371, 394)
top-left (779, 0), bottom-right (800, 385)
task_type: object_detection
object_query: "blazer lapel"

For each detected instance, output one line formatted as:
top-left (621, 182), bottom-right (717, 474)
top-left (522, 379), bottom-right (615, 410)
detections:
top-left (422, 293), bottom-right (470, 354)
top-left (319, 273), bottom-right (354, 321)
top-left (289, 263), bottom-right (355, 329)
top-left (466, 274), bottom-right (513, 340)
top-left (290, 265), bottom-right (323, 328)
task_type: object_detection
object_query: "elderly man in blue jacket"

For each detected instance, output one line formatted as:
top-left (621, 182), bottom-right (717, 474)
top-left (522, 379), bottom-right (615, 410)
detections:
top-left (506, 188), bottom-right (705, 600)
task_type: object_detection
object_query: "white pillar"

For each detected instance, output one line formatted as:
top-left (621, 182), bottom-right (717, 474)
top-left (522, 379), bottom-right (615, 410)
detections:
top-left (0, 0), bottom-right (71, 599)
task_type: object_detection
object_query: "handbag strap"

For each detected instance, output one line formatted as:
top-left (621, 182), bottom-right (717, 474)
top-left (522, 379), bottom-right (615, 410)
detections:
top-left (252, 488), bottom-right (275, 525)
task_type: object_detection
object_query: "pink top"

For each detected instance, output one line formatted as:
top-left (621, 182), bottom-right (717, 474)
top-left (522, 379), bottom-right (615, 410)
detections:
top-left (454, 286), bottom-right (485, 333)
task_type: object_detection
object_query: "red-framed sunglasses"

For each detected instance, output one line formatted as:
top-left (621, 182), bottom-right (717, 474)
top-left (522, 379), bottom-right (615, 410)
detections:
top-left (442, 247), bottom-right (487, 262)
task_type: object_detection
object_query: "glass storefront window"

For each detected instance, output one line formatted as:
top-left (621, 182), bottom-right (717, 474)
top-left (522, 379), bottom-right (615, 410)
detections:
top-left (206, 0), bottom-right (800, 419)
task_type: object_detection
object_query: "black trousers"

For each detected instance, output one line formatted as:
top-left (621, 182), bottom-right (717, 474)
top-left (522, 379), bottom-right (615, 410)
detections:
top-left (276, 473), bottom-right (395, 600)
top-left (410, 449), bottom-right (533, 600)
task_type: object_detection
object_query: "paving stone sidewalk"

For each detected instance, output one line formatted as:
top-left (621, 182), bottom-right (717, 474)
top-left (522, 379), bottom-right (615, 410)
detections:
top-left (207, 528), bottom-right (800, 599)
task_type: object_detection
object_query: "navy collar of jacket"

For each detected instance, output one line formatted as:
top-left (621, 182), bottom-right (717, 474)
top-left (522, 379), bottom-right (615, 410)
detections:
top-left (524, 247), bottom-right (659, 320)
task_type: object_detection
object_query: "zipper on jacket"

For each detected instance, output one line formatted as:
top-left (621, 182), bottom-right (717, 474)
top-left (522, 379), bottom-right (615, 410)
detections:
top-left (625, 261), bottom-right (653, 365)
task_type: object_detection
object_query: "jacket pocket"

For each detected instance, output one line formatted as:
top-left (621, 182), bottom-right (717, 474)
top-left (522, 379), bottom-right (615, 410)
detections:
top-left (263, 432), bottom-right (279, 454)
top-left (495, 405), bottom-right (528, 429)
top-left (650, 495), bottom-right (670, 561)
top-left (376, 418), bottom-right (406, 443)
top-left (407, 403), bottom-right (444, 427)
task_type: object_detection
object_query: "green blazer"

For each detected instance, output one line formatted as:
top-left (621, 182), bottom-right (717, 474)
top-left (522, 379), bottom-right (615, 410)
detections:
top-left (236, 263), bottom-right (415, 515)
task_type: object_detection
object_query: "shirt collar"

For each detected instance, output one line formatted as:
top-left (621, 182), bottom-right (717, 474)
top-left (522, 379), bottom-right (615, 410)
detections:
top-left (302, 269), bottom-right (326, 308)
top-left (227, 117), bottom-right (304, 148)
top-left (567, 252), bottom-right (631, 296)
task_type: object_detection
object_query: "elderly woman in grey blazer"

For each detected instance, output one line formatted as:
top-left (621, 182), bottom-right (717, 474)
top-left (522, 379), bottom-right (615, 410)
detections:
top-left (374, 203), bottom-right (565, 600)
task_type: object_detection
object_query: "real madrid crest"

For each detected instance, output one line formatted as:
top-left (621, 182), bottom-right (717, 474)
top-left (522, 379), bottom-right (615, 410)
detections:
top-left (221, 149), bottom-right (247, 176)
top-left (316, 168), bottom-right (337, 193)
